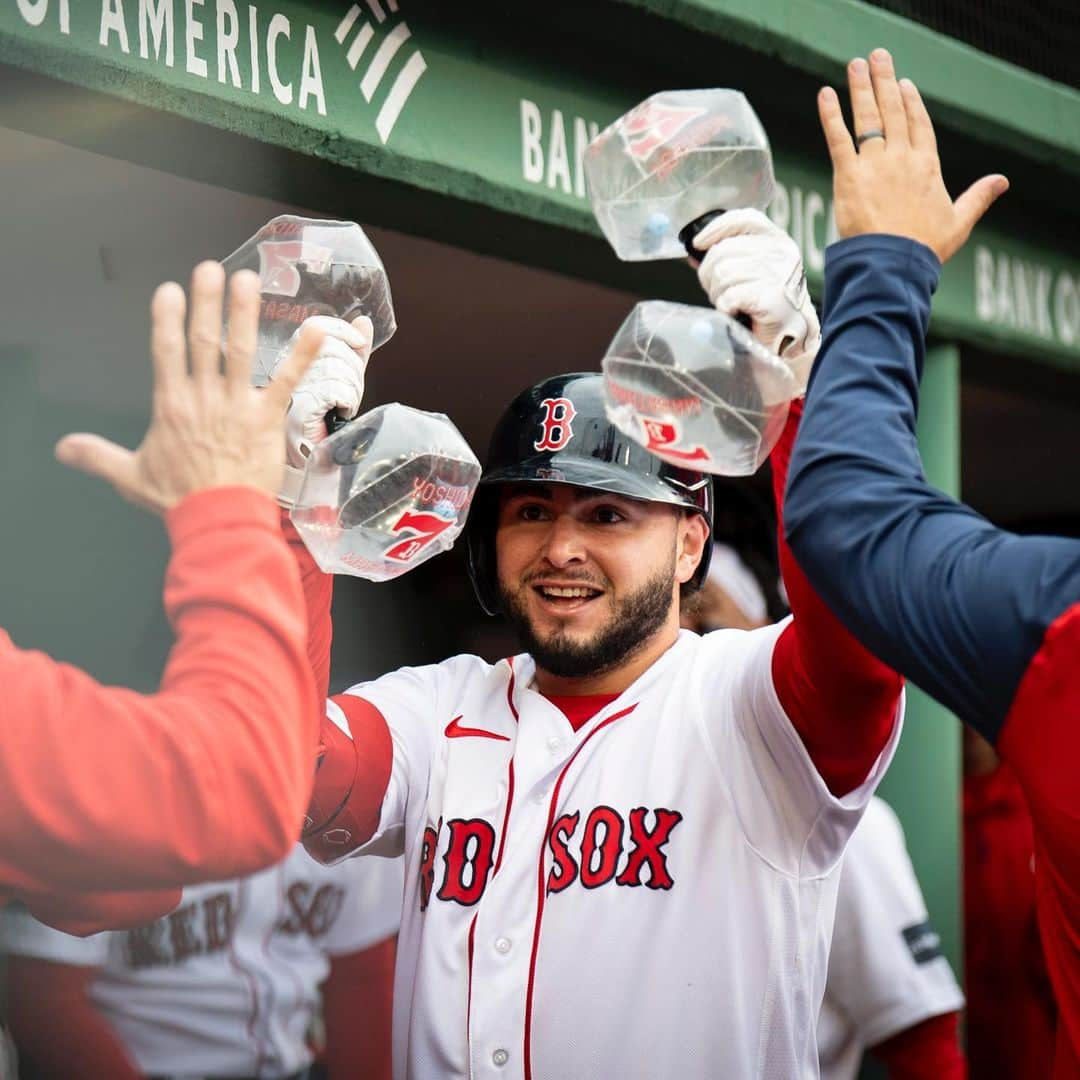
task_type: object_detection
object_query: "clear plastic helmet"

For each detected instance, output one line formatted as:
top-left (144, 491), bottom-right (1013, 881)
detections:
top-left (585, 89), bottom-right (775, 261)
top-left (222, 215), bottom-right (396, 386)
top-left (602, 301), bottom-right (798, 476)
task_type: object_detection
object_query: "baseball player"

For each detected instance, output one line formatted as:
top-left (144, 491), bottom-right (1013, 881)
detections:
top-left (783, 49), bottom-right (1080, 1074)
top-left (278, 225), bottom-right (904, 1074)
top-left (0, 263), bottom-right (326, 936)
top-left (819, 797), bottom-right (964, 1080)
top-left (682, 547), bottom-right (965, 1077)
top-left (3, 845), bottom-right (404, 1080)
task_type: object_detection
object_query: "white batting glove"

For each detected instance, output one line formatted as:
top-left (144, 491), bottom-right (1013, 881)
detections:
top-left (279, 314), bottom-right (373, 505)
top-left (693, 209), bottom-right (820, 389)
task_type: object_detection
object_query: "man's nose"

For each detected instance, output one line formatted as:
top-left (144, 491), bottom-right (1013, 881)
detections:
top-left (541, 513), bottom-right (588, 567)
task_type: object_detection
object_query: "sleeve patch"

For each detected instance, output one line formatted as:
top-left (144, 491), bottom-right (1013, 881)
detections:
top-left (902, 920), bottom-right (943, 965)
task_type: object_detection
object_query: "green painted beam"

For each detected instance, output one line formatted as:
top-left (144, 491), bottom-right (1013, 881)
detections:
top-left (615, 0), bottom-right (1080, 173)
top-left (1, 3), bottom-right (1077, 372)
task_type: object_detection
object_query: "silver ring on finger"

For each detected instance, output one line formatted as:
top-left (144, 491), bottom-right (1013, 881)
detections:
top-left (855, 128), bottom-right (886, 147)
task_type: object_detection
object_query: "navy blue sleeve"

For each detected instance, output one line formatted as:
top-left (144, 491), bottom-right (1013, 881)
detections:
top-left (784, 234), bottom-right (1080, 741)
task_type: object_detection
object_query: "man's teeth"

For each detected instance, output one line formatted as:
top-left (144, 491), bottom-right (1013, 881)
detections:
top-left (540, 586), bottom-right (598, 599)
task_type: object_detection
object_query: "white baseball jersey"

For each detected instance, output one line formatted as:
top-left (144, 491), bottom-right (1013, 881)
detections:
top-left (327, 623), bottom-right (902, 1079)
top-left (818, 797), bottom-right (964, 1080)
top-left (1, 844), bottom-right (403, 1080)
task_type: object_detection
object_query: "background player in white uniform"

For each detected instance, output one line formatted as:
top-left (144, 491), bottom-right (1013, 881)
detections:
top-left (820, 797), bottom-right (965, 1080)
top-left (686, 544), bottom-right (966, 1078)
top-left (283, 221), bottom-right (906, 1079)
top-left (2, 845), bottom-right (403, 1080)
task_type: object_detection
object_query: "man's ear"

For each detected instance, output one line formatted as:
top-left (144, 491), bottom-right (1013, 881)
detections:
top-left (675, 511), bottom-right (709, 585)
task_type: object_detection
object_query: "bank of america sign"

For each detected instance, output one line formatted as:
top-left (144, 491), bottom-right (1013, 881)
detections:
top-left (335, 1), bottom-right (427, 143)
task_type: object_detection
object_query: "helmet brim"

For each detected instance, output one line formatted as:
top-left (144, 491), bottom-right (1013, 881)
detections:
top-left (481, 453), bottom-right (709, 510)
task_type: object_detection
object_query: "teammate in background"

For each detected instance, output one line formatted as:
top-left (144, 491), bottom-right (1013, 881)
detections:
top-left (964, 729), bottom-right (1056, 1078)
top-left (2, 847), bottom-right (403, 1080)
top-left (683, 544), bottom-right (965, 1079)
top-left (0, 263), bottom-right (330, 936)
top-left (820, 799), bottom-right (964, 1080)
top-left (782, 49), bottom-right (1080, 1072)
top-left (280, 223), bottom-right (903, 1073)
top-left (681, 540), bottom-right (775, 633)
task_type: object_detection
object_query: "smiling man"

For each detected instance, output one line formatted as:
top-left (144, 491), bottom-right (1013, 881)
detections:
top-left (292, 256), bottom-right (903, 1076)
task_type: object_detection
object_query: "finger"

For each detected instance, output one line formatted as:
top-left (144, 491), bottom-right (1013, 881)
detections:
top-left (349, 315), bottom-right (374, 357)
top-left (224, 269), bottom-right (261, 394)
top-left (952, 175), bottom-right (1010, 250)
top-left (868, 48), bottom-right (909, 146)
top-left (697, 236), bottom-right (779, 295)
top-left (150, 282), bottom-right (187, 398)
top-left (817, 86), bottom-right (856, 169)
top-left (55, 433), bottom-right (138, 492)
top-left (263, 323), bottom-right (327, 414)
top-left (298, 315), bottom-right (370, 350)
top-left (899, 77), bottom-right (937, 154)
top-left (712, 281), bottom-right (764, 325)
top-left (187, 260), bottom-right (227, 383)
top-left (692, 208), bottom-right (778, 252)
top-left (847, 57), bottom-right (884, 149)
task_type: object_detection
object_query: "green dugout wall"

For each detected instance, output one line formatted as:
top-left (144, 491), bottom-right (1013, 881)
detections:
top-left (3, 0), bottom-right (1079, 986)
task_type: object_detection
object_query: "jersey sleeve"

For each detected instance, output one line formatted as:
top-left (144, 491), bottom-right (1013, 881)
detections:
top-left (0, 487), bottom-right (321, 902)
top-left (1, 903), bottom-right (113, 967)
top-left (321, 853), bottom-right (405, 956)
top-left (695, 624), bottom-right (902, 876)
top-left (304, 663), bottom-right (452, 865)
top-left (824, 798), bottom-right (964, 1048)
top-left (784, 234), bottom-right (1080, 742)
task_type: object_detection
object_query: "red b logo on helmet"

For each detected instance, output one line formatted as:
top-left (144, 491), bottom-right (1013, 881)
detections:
top-left (534, 398), bottom-right (577, 452)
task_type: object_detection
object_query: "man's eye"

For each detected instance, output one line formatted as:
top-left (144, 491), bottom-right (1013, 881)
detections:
top-left (594, 506), bottom-right (624, 524)
top-left (519, 504), bottom-right (549, 522)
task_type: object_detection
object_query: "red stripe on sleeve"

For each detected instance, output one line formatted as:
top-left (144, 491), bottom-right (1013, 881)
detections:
top-left (303, 695), bottom-right (394, 864)
top-left (870, 1010), bottom-right (966, 1079)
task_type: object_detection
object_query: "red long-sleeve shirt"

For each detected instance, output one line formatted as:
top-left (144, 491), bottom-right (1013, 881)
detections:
top-left (0, 487), bottom-right (320, 934)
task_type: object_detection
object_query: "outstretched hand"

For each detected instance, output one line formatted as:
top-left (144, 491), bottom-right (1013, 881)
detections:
top-left (819, 48), bottom-right (1009, 263)
top-left (56, 262), bottom-right (326, 514)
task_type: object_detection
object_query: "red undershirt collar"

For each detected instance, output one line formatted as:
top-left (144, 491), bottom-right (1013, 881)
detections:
top-left (542, 693), bottom-right (621, 732)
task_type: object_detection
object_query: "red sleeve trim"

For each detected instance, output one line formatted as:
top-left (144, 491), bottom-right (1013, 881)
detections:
top-left (871, 1010), bottom-right (966, 1079)
top-left (303, 695), bottom-right (394, 864)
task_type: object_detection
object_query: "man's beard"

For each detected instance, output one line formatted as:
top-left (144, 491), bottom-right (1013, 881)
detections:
top-left (498, 562), bottom-right (676, 679)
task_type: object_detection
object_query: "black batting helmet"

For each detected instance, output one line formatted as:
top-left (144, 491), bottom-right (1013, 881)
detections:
top-left (465, 372), bottom-right (713, 615)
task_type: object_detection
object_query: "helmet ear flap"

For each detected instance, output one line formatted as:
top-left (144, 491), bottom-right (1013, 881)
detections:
top-left (685, 480), bottom-right (714, 594)
top-left (465, 487), bottom-right (502, 616)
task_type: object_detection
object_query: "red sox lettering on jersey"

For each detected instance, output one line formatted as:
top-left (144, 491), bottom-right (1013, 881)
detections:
top-left (316, 630), bottom-right (902, 1080)
top-left (419, 806), bottom-right (683, 909)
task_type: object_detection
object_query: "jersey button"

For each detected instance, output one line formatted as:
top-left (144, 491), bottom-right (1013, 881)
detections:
top-left (546, 735), bottom-right (562, 751)
top-left (494, 936), bottom-right (512, 954)
top-left (492, 1048), bottom-right (510, 1067)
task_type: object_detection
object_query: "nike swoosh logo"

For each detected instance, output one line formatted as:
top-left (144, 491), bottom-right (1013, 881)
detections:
top-left (444, 716), bottom-right (511, 742)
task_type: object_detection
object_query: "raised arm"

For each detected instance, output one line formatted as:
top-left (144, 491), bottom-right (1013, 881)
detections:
top-left (785, 236), bottom-right (1080, 738)
top-left (770, 402), bottom-right (903, 795)
top-left (0, 264), bottom-right (325, 912)
top-left (693, 202), bottom-right (901, 798)
top-left (783, 50), bottom-right (1079, 741)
